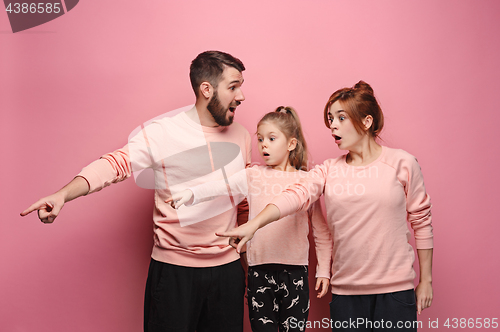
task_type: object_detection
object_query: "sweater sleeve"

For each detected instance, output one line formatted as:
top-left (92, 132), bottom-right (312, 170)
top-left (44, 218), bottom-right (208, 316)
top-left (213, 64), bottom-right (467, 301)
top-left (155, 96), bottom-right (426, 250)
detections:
top-left (398, 153), bottom-right (433, 249)
top-left (271, 162), bottom-right (329, 218)
top-left (77, 146), bottom-right (132, 194)
top-left (308, 200), bottom-right (333, 279)
top-left (77, 121), bottom-right (162, 194)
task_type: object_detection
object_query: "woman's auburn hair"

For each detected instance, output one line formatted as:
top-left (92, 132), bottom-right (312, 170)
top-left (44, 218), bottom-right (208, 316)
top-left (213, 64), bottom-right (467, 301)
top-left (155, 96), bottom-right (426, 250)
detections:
top-left (323, 80), bottom-right (384, 140)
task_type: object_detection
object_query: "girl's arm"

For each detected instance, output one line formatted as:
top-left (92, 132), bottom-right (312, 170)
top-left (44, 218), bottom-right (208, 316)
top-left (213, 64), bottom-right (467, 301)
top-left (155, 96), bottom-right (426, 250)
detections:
top-left (315, 278), bottom-right (330, 299)
top-left (167, 168), bottom-right (249, 209)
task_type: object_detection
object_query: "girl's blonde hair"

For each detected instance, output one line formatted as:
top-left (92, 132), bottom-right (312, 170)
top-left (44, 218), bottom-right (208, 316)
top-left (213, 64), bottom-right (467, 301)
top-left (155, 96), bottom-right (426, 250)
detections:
top-left (257, 106), bottom-right (309, 171)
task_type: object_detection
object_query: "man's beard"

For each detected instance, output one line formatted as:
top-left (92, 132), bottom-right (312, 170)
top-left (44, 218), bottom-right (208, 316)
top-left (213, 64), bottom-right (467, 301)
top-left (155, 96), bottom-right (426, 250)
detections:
top-left (207, 90), bottom-right (234, 126)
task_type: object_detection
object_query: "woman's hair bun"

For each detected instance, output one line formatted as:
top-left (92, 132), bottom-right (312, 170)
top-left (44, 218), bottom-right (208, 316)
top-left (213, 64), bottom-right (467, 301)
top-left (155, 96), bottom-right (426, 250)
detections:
top-left (353, 80), bottom-right (374, 95)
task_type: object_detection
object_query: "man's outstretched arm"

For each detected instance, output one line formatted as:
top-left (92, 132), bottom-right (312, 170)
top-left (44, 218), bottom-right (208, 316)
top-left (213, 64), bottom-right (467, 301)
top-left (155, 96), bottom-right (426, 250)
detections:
top-left (20, 176), bottom-right (90, 223)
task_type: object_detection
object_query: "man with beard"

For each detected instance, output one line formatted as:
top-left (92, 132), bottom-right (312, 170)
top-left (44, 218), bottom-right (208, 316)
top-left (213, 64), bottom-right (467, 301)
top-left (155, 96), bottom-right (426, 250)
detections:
top-left (21, 51), bottom-right (251, 332)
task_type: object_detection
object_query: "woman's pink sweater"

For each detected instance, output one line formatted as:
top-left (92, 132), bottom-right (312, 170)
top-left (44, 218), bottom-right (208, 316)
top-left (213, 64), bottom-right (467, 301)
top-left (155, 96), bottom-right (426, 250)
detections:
top-left (271, 146), bottom-right (433, 295)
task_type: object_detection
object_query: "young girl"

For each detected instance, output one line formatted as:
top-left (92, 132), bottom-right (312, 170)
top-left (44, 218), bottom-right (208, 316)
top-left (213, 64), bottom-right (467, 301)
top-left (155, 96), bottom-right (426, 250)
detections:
top-left (218, 82), bottom-right (434, 331)
top-left (168, 107), bottom-right (333, 332)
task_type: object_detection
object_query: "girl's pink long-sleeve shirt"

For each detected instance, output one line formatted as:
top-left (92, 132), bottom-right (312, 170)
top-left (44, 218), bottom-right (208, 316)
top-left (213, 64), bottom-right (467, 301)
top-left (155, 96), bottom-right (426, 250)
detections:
top-left (190, 165), bottom-right (333, 278)
top-left (271, 146), bottom-right (433, 295)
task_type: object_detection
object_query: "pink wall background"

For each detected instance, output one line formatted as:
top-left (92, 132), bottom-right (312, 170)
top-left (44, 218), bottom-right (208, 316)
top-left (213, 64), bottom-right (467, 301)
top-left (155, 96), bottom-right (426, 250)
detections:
top-left (2, 0), bottom-right (499, 331)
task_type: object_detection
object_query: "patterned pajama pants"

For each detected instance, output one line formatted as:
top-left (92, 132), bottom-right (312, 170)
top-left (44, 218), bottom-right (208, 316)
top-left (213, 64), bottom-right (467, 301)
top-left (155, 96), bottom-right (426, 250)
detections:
top-left (247, 265), bottom-right (310, 332)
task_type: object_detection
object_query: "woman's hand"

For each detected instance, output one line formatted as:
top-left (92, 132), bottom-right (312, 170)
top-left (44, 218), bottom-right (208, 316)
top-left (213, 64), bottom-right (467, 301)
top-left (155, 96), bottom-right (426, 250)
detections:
top-left (415, 248), bottom-right (433, 314)
top-left (217, 204), bottom-right (281, 253)
top-left (165, 189), bottom-right (193, 209)
top-left (216, 221), bottom-right (259, 253)
top-left (315, 277), bottom-right (330, 298)
top-left (415, 280), bottom-right (433, 314)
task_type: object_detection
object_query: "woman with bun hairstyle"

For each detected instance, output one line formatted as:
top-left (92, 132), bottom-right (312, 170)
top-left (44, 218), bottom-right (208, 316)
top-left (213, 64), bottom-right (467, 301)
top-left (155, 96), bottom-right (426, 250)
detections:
top-left (218, 82), bottom-right (433, 331)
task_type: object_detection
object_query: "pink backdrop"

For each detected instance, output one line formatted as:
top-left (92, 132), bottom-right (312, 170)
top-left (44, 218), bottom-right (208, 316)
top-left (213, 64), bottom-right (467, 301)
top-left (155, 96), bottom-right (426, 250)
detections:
top-left (2, 1), bottom-right (499, 331)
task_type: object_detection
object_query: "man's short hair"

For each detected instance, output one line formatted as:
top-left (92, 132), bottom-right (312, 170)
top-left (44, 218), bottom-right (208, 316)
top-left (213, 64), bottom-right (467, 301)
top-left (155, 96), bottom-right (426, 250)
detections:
top-left (190, 51), bottom-right (245, 97)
